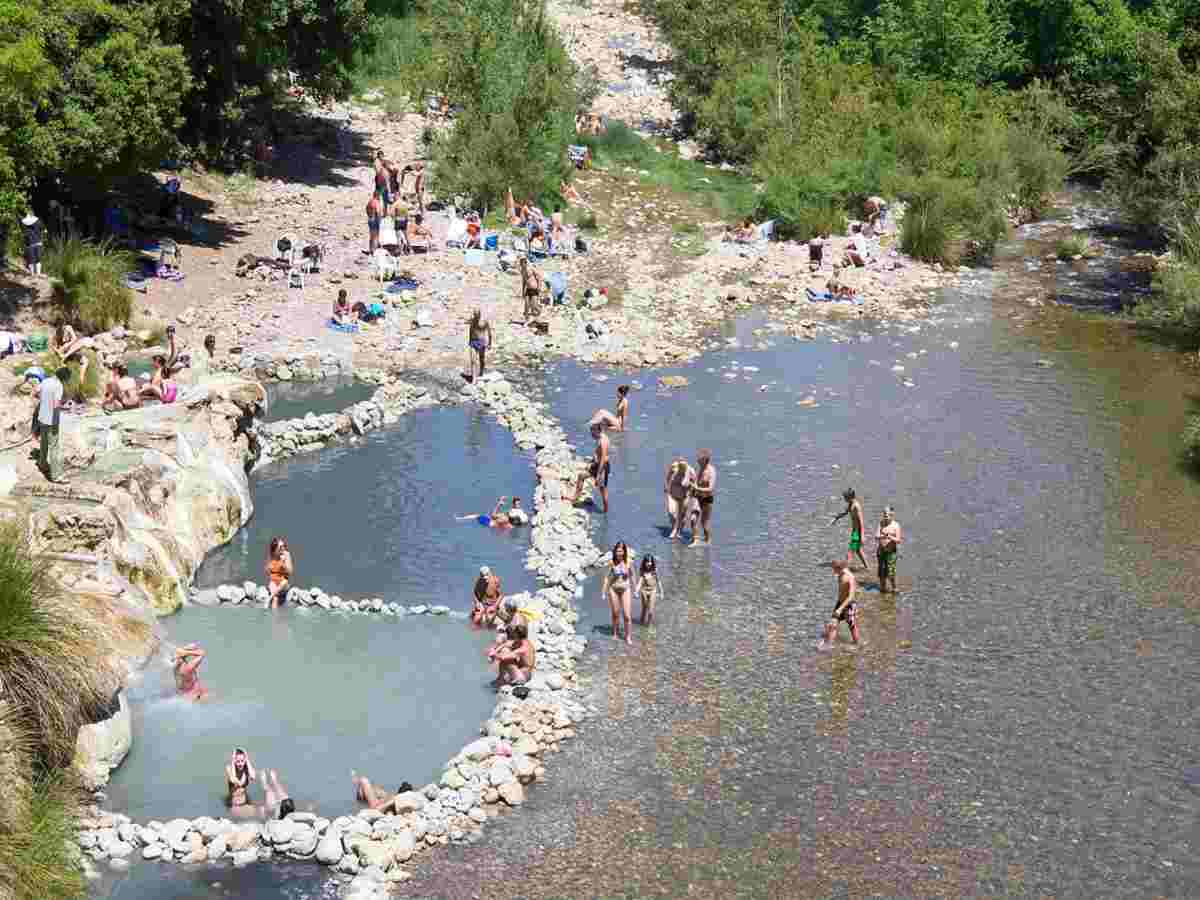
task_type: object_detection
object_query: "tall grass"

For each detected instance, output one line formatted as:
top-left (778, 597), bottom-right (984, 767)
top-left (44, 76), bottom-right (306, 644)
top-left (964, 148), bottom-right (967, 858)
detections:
top-left (1184, 414), bottom-right (1200, 470)
top-left (44, 238), bottom-right (134, 335)
top-left (579, 123), bottom-right (757, 221)
top-left (0, 521), bottom-right (115, 768)
top-left (351, 12), bottom-right (433, 109)
top-left (0, 771), bottom-right (84, 900)
top-left (1055, 234), bottom-right (1090, 259)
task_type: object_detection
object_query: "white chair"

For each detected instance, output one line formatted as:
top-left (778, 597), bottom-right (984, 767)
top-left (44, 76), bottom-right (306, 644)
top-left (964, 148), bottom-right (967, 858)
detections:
top-left (274, 232), bottom-right (303, 288)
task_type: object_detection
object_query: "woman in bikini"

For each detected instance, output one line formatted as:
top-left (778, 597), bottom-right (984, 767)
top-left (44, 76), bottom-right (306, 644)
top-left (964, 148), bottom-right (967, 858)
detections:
top-left (603, 541), bottom-right (634, 644)
top-left (139, 355), bottom-right (178, 404)
top-left (636, 554), bottom-right (660, 626)
top-left (518, 257), bottom-right (543, 322)
top-left (265, 536), bottom-right (294, 608)
top-left (351, 772), bottom-right (415, 812)
top-left (226, 748), bottom-right (256, 813)
top-left (489, 621), bottom-right (536, 685)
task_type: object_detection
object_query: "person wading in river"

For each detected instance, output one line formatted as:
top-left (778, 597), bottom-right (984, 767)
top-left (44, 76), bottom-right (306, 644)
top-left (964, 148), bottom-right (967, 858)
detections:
top-left (173, 643), bottom-right (208, 701)
top-left (664, 456), bottom-right (695, 540)
top-left (265, 536), bottom-right (294, 608)
top-left (831, 488), bottom-right (869, 571)
top-left (570, 423), bottom-right (611, 513)
top-left (690, 449), bottom-right (717, 547)
top-left (823, 560), bottom-right (861, 646)
top-left (875, 506), bottom-right (903, 594)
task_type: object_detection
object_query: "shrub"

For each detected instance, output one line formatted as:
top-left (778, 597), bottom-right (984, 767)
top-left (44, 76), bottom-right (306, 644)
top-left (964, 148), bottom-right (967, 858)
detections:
top-left (0, 521), bottom-right (116, 768)
top-left (900, 192), bottom-right (960, 264)
top-left (1137, 260), bottom-right (1200, 335)
top-left (1055, 235), bottom-right (1090, 260)
top-left (1184, 414), bottom-right (1200, 470)
top-left (44, 239), bottom-right (134, 335)
top-left (0, 771), bottom-right (84, 900)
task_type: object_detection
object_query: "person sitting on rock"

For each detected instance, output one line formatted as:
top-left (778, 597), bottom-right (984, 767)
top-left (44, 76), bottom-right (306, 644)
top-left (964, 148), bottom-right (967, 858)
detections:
top-left (139, 355), bottom-right (178, 404)
top-left (489, 621), bottom-right (536, 686)
top-left (332, 289), bottom-right (356, 326)
top-left (173, 643), bottom-right (208, 700)
top-left (470, 565), bottom-right (503, 625)
top-left (102, 362), bottom-right (141, 413)
top-left (351, 772), bottom-right (415, 812)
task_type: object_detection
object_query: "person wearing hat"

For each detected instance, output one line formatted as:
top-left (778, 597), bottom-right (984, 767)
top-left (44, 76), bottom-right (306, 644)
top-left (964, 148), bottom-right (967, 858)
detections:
top-left (875, 507), bottom-right (903, 593)
top-left (22, 211), bottom-right (43, 277)
top-left (831, 488), bottom-right (868, 571)
top-left (471, 565), bottom-right (503, 626)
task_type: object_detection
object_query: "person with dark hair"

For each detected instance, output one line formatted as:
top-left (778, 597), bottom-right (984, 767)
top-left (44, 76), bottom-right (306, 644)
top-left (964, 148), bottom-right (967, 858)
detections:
top-left (35, 366), bottom-right (70, 482)
top-left (102, 362), bottom-right (140, 412)
top-left (22, 210), bottom-right (43, 277)
top-left (139, 354), bottom-right (178, 404)
top-left (265, 536), bottom-right (294, 608)
top-left (822, 560), bottom-right (861, 647)
top-left (332, 289), bottom-right (355, 326)
top-left (831, 488), bottom-right (868, 571)
top-left (489, 621), bottom-right (535, 685)
top-left (603, 541), bottom-right (634, 644)
top-left (260, 769), bottom-right (294, 819)
top-left (570, 423), bottom-right (611, 512)
top-left (636, 554), bottom-right (659, 626)
top-left (351, 771), bottom-right (416, 812)
top-left (589, 384), bottom-right (631, 433)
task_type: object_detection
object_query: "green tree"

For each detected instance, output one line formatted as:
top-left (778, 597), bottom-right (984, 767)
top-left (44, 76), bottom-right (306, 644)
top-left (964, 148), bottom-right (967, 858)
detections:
top-left (865, 0), bottom-right (1022, 83)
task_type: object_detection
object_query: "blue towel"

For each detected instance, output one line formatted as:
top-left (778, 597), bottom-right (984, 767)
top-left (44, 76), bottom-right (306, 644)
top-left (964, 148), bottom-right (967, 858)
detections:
top-left (328, 320), bottom-right (359, 333)
top-left (385, 278), bottom-right (419, 294)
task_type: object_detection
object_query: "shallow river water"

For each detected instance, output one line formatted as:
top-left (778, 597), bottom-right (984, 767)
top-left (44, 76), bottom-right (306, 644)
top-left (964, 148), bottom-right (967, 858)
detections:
top-left (94, 221), bottom-right (1200, 897)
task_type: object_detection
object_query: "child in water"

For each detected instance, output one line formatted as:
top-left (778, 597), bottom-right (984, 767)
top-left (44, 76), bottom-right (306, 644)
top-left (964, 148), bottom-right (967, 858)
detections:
top-left (637, 555), bottom-right (659, 625)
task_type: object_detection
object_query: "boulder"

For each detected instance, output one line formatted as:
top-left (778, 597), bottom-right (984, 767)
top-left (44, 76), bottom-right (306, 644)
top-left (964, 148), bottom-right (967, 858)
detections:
top-left (265, 818), bottom-right (297, 845)
top-left (141, 844), bottom-right (163, 861)
top-left (226, 826), bottom-right (259, 851)
top-left (285, 824), bottom-right (319, 858)
top-left (391, 791), bottom-right (425, 814)
top-left (160, 819), bottom-right (192, 846)
top-left (206, 836), bottom-right (228, 862)
top-left (489, 761), bottom-right (515, 787)
top-left (232, 848), bottom-right (258, 867)
top-left (498, 781), bottom-right (525, 806)
top-left (316, 831), bottom-right (343, 865)
top-left (74, 692), bottom-right (132, 790)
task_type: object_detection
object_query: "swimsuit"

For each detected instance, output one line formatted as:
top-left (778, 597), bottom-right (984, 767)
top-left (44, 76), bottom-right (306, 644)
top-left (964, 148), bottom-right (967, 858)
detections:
top-left (878, 549), bottom-right (897, 580)
top-left (589, 457), bottom-right (611, 488)
top-left (611, 563), bottom-right (630, 593)
top-left (268, 558), bottom-right (289, 599)
top-left (849, 530), bottom-right (862, 552)
top-left (640, 573), bottom-right (658, 603)
top-left (478, 514), bottom-right (491, 526)
top-left (469, 339), bottom-right (487, 352)
top-left (833, 601), bottom-right (860, 625)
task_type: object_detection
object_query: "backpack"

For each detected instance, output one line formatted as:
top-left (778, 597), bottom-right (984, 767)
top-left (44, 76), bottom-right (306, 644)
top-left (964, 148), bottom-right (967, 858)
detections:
top-left (277, 237), bottom-right (291, 254)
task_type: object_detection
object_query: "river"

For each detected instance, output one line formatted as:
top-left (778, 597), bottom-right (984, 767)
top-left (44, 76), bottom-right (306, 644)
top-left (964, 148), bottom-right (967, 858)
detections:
top-left (93, 206), bottom-right (1200, 898)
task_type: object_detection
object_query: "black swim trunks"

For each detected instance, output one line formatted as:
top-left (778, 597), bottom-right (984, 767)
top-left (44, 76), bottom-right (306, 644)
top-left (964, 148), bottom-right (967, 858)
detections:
top-left (697, 494), bottom-right (714, 508)
top-left (588, 459), bottom-right (611, 488)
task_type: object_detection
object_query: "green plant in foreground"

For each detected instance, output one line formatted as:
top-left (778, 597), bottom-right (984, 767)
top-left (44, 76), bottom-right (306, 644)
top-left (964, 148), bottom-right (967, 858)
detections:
top-left (45, 238), bottom-right (134, 335)
top-left (1055, 235), bottom-right (1089, 260)
top-left (0, 772), bottom-right (84, 900)
top-left (1183, 414), bottom-right (1200, 470)
top-left (0, 521), bottom-right (114, 768)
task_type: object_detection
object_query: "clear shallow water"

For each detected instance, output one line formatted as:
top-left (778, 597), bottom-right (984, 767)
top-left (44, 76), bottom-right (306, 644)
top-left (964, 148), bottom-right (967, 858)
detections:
top-left (395, 267), bottom-right (1200, 893)
top-left (196, 405), bottom-right (537, 602)
top-left (104, 606), bottom-right (495, 822)
top-left (261, 376), bottom-right (377, 423)
top-left (94, 220), bottom-right (1200, 896)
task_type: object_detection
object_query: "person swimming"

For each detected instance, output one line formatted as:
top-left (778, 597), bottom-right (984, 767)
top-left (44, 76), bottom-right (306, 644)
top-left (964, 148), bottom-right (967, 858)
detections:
top-left (457, 496), bottom-right (523, 529)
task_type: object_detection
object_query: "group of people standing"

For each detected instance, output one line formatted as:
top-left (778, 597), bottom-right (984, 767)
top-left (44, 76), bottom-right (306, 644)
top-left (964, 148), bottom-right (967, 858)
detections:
top-left (824, 489), bottom-right (904, 646)
top-left (365, 151), bottom-right (430, 254)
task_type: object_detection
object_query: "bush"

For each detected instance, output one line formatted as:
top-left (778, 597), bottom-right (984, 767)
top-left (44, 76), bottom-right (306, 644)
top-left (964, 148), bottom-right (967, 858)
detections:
top-left (1056, 235), bottom-right (1090, 259)
top-left (0, 521), bottom-right (116, 768)
top-left (44, 238), bottom-right (134, 335)
top-left (1137, 260), bottom-right (1200, 335)
top-left (1184, 414), bottom-right (1200, 470)
top-left (0, 771), bottom-right (84, 900)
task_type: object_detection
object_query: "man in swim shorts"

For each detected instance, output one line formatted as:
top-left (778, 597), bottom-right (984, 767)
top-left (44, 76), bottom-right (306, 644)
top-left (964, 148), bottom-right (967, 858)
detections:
top-left (824, 560), bottom-right (860, 645)
top-left (690, 448), bottom-right (716, 547)
top-left (875, 507), bottom-right (902, 594)
top-left (831, 488), bottom-right (868, 570)
top-left (571, 423), bottom-right (610, 512)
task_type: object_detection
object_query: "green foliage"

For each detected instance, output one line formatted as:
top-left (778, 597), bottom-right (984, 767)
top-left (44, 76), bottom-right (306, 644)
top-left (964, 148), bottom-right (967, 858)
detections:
top-left (0, 0), bottom-right (190, 206)
top-left (426, 0), bottom-right (579, 210)
top-left (45, 238), bottom-right (134, 335)
top-left (579, 123), bottom-right (757, 221)
top-left (865, 0), bottom-right (1022, 83)
top-left (1183, 413), bottom-right (1200, 470)
top-left (1055, 234), bottom-right (1090, 259)
top-left (0, 772), bottom-right (84, 900)
top-left (351, 8), bottom-right (434, 105)
top-left (0, 521), bottom-right (114, 768)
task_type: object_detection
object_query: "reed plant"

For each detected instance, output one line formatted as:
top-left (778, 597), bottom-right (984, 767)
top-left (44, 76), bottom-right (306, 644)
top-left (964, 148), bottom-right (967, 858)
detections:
top-left (0, 769), bottom-right (84, 900)
top-left (44, 238), bottom-right (134, 335)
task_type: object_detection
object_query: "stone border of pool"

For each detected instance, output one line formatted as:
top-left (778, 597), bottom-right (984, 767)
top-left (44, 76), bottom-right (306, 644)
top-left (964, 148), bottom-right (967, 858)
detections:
top-left (76, 371), bottom-right (604, 894)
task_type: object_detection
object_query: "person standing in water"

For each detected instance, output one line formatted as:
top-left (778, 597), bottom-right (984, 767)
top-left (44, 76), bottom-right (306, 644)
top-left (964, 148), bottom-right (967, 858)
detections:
top-left (603, 541), bottom-right (634, 644)
top-left (173, 643), bottom-right (208, 700)
top-left (690, 449), bottom-right (716, 547)
top-left (664, 456), bottom-right (695, 540)
top-left (875, 507), bottom-right (903, 594)
top-left (226, 748), bottom-right (256, 810)
top-left (636, 554), bottom-right (660, 626)
top-left (590, 385), bottom-right (631, 432)
top-left (570, 423), bottom-right (611, 512)
top-left (265, 536), bottom-right (294, 608)
top-left (831, 488), bottom-right (869, 571)
top-left (466, 307), bottom-right (493, 382)
top-left (823, 560), bottom-right (860, 646)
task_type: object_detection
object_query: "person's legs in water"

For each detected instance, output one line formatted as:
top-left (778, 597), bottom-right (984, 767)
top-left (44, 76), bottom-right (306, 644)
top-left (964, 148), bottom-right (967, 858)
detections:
top-left (608, 586), bottom-right (622, 640)
top-left (351, 771), bottom-right (384, 809)
top-left (620, 586), bottom-right (633, 645)
top-left (693, 496), bottom-right (713, 546)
